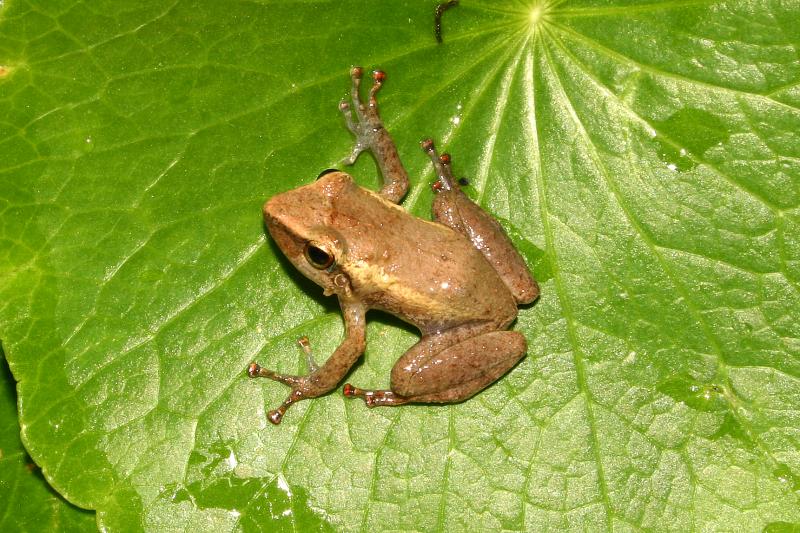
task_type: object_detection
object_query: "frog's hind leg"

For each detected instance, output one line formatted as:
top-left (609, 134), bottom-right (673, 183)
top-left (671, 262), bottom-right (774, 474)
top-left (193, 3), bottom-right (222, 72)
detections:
top-left (421, 138), bottom-right (458, 192)
top-left (421, 139), bottom-right (539, 304)
top-left (339, 66), bottom-right (409, 204)
top-left (343, 325), bottom-right (526, 407)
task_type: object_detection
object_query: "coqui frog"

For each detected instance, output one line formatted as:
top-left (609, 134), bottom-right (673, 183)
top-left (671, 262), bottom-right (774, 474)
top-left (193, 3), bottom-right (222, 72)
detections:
top-left (248, 67), bottom-right (539, 424)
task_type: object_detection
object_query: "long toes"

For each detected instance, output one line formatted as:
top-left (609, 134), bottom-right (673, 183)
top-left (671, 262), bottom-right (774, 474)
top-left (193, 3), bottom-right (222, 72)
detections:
top-left (247, 363), bottom-right (303, 386)
top-left (350, 67), bottom-right (367, 114)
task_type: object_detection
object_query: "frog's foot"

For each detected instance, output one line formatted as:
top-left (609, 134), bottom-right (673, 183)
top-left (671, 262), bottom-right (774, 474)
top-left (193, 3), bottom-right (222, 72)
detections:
top-left (339, 66), bottom-right (386, 165)
top-left (247, 337), bottom-right (323, 424)
top-left (247, 363), bottom-right (312, 424)
top-left (338, 66), bottom-right (409, 203)
top-left (342, 383), bottom-right (411, 407)
top-left (421, 138), bottom-right (458, 191)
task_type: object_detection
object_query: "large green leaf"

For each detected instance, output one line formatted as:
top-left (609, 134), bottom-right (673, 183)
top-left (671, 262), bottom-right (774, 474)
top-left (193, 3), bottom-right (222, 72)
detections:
top-left (1, 349), bottom-right (96, 531)
top-left (1, 0), bottom-right (799, 530)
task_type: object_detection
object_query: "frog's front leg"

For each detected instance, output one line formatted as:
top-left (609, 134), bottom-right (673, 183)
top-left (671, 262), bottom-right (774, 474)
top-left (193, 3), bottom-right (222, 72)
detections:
top-left (339, 66), bottom-right (409, 204)
top-left (344, 323), bottom-right (526, 407)
top-left (248, 301), bottom-right (366, 424)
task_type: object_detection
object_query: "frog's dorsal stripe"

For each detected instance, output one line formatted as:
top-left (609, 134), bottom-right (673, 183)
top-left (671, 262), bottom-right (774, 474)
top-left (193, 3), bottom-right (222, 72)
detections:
top-left (345, 259), bottom-right (471, 326)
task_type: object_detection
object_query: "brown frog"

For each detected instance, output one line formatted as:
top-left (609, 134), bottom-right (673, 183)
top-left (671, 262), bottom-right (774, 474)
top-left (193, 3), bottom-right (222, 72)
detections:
top-left (249, 67), bottom-right (539, 424)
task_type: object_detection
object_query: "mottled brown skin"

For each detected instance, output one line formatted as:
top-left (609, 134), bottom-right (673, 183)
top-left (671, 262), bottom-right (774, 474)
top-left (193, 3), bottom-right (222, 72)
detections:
top-left (249, 67), bottom-right (538, 424)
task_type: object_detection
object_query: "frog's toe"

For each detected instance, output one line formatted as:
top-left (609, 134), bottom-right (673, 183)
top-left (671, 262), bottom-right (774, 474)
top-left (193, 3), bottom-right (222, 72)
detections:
top-left (267, 408), bottom-right (284, 425)
top-left (296, 336), bottom-right (320, 372)
top-left (266, 388), bottom-right (306, 425)
top-left (349, 66), bottom-right (366, 113)
top-left (420, 138), bottom-right (457, 190)
top-left (343, 383), bottom-right (410, 407)
top-left (342, 144), bottom-right (367, 166)
top-left (247, 362), bottom-right (262, 378)
top-left (246, 362), bottom-right (304, 387)
top-left (339, 100), bottom-right (360, 136)
top-left (368, 70), bottom-right (385, 109)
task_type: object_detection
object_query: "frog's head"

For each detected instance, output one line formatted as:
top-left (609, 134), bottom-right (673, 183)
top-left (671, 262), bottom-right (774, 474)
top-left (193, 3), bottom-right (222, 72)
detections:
top-left (263, 169), bottom-right (354, 296)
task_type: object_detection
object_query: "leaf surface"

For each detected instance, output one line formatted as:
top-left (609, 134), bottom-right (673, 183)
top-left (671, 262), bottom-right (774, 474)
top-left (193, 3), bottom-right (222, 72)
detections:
top-left (1, 351), bottom-right (96, 531)
top-left (1, 0), bottom-right (799, 530)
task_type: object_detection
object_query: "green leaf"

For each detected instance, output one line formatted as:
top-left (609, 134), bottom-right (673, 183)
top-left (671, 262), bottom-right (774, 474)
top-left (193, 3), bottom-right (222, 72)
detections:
top-left (1, 0), bottom-right (799, 531)
top-left (1, 349), bottom-right (96, 531)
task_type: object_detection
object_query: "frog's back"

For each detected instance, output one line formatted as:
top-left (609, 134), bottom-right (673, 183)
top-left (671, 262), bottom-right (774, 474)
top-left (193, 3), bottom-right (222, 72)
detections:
top-left (332, 181), bottom-right (517, 332)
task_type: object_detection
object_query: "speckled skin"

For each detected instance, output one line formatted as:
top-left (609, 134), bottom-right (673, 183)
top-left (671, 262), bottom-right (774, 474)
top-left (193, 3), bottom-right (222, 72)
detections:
top-left (248, 68), bottom-right (538, 424)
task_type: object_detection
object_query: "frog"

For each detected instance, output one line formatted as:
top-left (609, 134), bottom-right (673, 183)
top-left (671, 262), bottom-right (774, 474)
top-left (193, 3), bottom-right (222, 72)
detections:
top-left (248, 66), bottom-right (539, 424)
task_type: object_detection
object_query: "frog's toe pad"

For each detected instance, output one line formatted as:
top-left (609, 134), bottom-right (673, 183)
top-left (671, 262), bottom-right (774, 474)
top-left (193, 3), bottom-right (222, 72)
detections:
top-left (247, 362), bottom-right (263, 378)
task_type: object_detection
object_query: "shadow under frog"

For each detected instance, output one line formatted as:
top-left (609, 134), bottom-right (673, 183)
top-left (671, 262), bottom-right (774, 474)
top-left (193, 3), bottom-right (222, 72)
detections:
top-left (249, 67), bottom-right (539, 424)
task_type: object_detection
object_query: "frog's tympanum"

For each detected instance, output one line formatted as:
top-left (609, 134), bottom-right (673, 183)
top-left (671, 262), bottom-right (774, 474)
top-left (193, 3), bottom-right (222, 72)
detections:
top-left (249, 67), bottom-right (539, 424)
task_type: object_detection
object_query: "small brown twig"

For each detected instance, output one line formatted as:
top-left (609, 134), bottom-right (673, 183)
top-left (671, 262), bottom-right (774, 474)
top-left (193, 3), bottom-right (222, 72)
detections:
top-left (435, 1), bottom-right (459, 44)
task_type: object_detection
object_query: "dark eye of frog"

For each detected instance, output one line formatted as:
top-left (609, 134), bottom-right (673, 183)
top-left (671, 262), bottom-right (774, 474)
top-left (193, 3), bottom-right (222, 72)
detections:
top-left (304, 241), bottom-right (335, 269)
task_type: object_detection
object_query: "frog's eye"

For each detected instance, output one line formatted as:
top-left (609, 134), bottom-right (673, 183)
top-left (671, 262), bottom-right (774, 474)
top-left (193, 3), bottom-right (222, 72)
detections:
top-left (304, 241), bottom-right (335, 269)
top-left (317, 168), bottom-right (339, 180)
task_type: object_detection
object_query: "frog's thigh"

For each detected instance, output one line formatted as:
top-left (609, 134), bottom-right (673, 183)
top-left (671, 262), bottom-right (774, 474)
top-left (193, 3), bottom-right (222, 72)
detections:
top-left (390, 330), bottom-right (526, 402)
